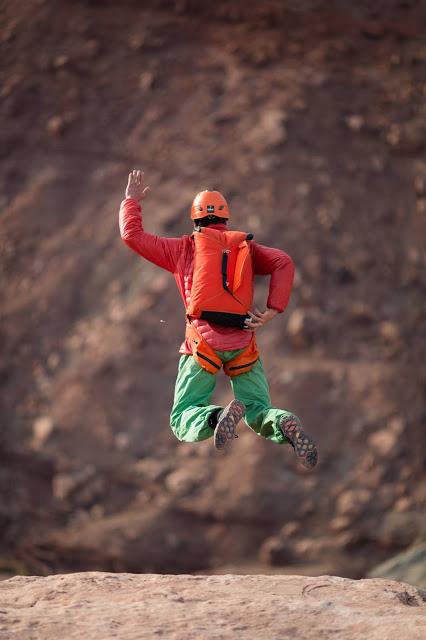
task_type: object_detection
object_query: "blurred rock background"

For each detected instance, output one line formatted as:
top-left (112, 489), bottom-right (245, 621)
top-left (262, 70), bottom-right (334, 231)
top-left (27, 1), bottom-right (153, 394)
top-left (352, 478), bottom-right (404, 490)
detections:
top-left (0, 0), bottom-right (425, 583)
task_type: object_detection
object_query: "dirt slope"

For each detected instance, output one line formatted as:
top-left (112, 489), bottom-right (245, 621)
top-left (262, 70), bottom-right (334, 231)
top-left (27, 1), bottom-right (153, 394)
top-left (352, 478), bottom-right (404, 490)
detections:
top-left (1, 0), bottom-right (425, 576)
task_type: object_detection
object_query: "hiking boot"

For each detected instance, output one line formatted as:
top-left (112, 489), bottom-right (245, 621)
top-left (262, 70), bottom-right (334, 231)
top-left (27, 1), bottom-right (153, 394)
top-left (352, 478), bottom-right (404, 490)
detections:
top-left (279, 414), bottom-right (318, 469)
top-left (214, 399), bottom-right (245, 451)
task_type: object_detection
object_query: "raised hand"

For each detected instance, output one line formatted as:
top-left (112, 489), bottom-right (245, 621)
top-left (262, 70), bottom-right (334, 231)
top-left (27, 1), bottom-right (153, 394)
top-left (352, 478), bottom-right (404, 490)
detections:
top-left (125, 169), bottom-right (151, 202)
top-left (244, 307), bottom-right (278, 331)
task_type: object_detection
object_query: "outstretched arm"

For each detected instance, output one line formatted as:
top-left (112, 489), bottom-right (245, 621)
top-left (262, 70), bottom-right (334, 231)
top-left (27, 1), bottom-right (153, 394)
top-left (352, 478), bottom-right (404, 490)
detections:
top-left (119, 170), bottom-right (184, 273)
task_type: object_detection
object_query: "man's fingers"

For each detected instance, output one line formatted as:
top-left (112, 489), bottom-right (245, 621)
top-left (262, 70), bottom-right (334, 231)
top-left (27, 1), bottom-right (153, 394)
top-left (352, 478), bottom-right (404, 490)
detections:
top-left (244, 321), bottom-right (260, 332)
top-left (245, 308), bottom-right (265, 332)
top-left (129, 169), bottom-right (145, 184)
top-left (132, 169), bottom-right (144, 185)
top-left (142, 186), bottom-right (150, 198)
top-left (248, 310), bottom-right (263, 322)
top-left (245, 318), bottom-right (262, 329)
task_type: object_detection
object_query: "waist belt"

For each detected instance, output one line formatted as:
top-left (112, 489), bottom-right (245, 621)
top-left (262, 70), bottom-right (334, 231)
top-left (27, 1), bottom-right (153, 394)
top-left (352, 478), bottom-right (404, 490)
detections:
top-left (185, 320), bottom-right (259, 377)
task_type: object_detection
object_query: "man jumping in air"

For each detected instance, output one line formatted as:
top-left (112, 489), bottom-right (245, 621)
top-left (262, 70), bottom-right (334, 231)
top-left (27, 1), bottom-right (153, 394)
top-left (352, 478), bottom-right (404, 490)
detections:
top-left (119, 169), bottom-right (318, 468)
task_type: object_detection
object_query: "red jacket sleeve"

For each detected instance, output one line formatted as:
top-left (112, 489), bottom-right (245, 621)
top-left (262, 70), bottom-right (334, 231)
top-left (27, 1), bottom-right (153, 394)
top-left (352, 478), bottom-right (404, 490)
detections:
top-left (251, 242), bottom-right (295, 313)
top-left (119, 198), bottom-right (184, 273)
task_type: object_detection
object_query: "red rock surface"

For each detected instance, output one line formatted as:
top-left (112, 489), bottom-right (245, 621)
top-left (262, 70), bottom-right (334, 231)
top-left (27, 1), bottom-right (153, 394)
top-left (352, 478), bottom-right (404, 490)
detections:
top-left (0, 573), bottom-right (426, 640)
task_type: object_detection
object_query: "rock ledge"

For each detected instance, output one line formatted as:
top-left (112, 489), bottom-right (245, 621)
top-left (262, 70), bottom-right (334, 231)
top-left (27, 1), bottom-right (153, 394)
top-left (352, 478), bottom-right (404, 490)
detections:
top-left (0, 573), bottom-right (425, 639)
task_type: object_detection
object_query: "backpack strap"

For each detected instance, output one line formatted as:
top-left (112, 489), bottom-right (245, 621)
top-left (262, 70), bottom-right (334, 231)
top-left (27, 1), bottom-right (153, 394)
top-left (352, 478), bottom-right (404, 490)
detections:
top-left (221, 249), bottom-right (231, 293)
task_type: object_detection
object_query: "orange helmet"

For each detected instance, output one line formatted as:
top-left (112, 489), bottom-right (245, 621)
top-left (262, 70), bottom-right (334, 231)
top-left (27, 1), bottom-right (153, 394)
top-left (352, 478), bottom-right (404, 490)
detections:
top-left (190, 190), bottom-right (230, 220)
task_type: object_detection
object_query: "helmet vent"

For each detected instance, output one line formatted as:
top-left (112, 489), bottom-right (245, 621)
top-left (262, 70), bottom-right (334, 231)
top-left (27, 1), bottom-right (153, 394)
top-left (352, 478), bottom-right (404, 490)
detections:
top-left (207, 205), bottom-right (215, 213)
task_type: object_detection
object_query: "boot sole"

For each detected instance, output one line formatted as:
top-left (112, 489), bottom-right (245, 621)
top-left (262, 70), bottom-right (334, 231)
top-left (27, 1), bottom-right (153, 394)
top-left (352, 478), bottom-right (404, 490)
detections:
top-left (214, 400), bottom-right (245, 451)
top-left (280, 415), bottom-right (318, 469)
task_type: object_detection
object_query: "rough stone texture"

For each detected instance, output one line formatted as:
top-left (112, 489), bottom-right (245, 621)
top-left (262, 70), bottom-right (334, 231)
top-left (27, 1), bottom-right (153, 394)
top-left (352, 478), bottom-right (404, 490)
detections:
top-left (1, 573), bottom-right (426, 640)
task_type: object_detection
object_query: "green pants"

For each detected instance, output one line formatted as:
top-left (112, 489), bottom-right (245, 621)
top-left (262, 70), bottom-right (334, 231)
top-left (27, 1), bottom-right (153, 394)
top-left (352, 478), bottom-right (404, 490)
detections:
top-left (170, 349), bottom-right (296, 445)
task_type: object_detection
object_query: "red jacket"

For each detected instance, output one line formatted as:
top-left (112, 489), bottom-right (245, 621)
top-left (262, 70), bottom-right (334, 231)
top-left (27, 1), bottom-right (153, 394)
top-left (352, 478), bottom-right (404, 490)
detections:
top-left (119, 198), bottom-right (295, 354)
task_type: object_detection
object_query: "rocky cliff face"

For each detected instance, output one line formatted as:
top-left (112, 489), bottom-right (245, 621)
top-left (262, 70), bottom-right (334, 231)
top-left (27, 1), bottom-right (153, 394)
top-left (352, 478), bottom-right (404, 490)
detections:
top-left (1, 0), bottom-right (425, 577)
top-left (1, 573), bottom-right (426, 640)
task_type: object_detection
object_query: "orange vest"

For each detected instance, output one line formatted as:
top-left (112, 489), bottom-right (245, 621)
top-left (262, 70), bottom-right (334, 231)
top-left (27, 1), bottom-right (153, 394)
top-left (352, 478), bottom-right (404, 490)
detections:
top-left (185, 227), bottom-right (258, 376)
top-left (186, 227), bottom-right (254, 329)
